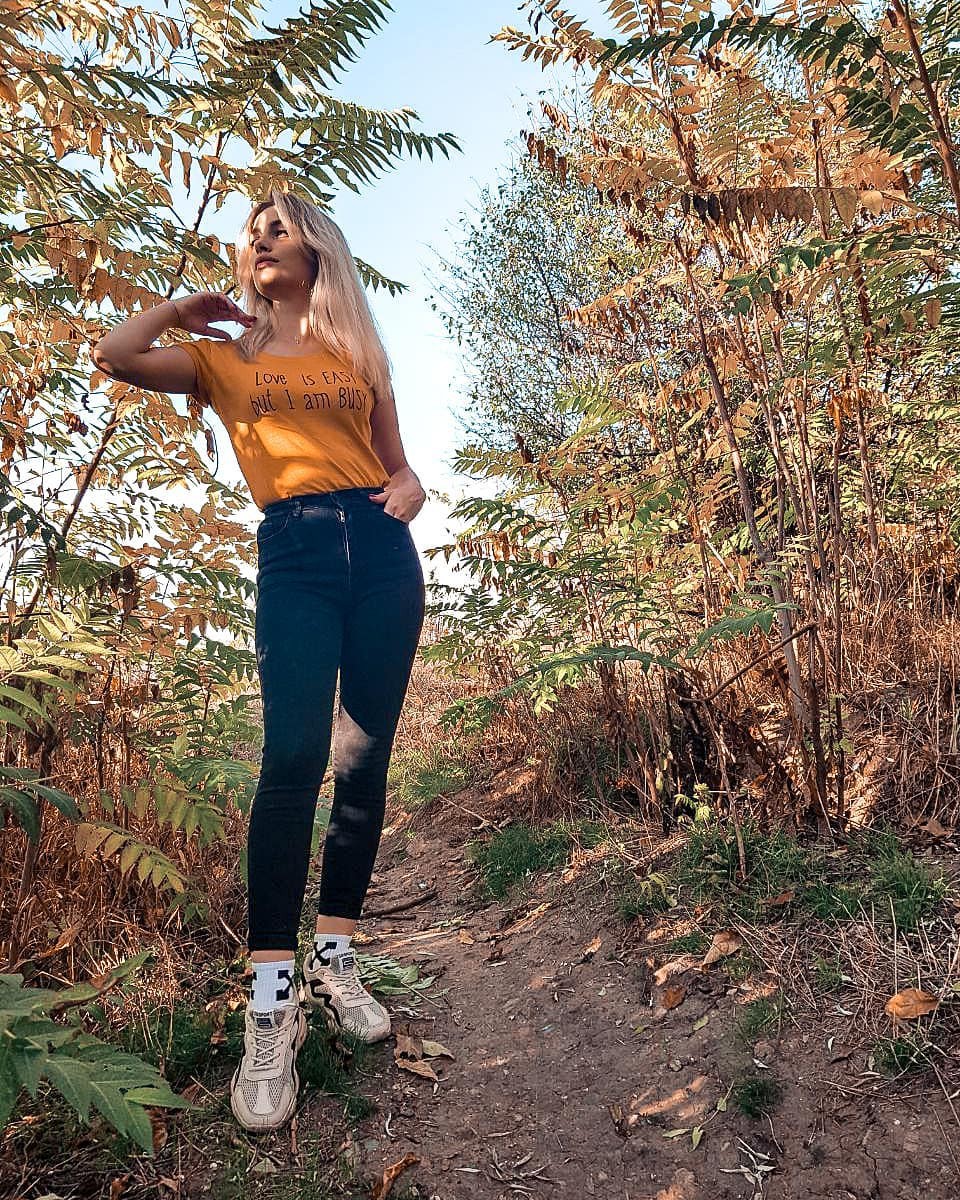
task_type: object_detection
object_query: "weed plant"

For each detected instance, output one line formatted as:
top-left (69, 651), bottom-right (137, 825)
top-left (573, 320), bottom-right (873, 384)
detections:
top-left (732, 1074), bottom-right (782, 1117)
top-left (675, 814), bottom-right (947, 932)
top-left (736, 996), bottom-right (782, 1043)
top-left (467, 820), bottom-right (574, 899)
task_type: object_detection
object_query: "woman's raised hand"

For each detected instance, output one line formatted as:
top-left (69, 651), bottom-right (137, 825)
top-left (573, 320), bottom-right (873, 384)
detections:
top-left (172, 292), bottom-right (256, 339)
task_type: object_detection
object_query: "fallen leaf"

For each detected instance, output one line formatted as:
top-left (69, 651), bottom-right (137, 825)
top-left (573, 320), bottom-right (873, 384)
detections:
top-left (691, 1125), bottom-right (704, 1149)
top-left (885, 987), bottom-right (939, 1019)
top-left (394, 1032), bottom-right (423, 1058)
top-left (420, 1039), bottom-right (454, 1059)
top-left (662, 984), bottom-right (687, 1011)
top-left (580, 935), bottom-right (602, 961)
top-left (370, 1151), bottom-right (421, 1200)
top-left (663, 1127), bottom-right (690, 1138)
top-left (692, 1015), bottom-right (709, 1031)
top-left (702, 929), bottom-right (743, 967)
top-left (457, 929), bottom-right (475, 944)
top-left (763, 889), bottom-right (795, 908)
top-left (653, 955), bottom-right (697, 986)
top-left (921, 816), bottom-right (952, 838)
top-left (395, 1057), bottom-right (439, 1081)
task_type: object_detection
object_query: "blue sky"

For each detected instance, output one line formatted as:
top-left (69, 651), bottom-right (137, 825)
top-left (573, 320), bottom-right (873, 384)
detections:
top-left (202, 1), bottom-right (618, 580)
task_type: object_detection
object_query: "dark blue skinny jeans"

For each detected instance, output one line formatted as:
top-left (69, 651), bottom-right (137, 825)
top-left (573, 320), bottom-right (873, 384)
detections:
top-left (247, 485), bottom-right (425, 953)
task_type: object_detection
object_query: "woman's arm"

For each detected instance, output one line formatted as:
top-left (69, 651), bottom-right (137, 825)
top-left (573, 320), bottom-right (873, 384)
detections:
top-left (370, 387), bottom-right (416, 477)
top-left (369, 388), bottom-right (426, 519)
top-left (93, 301), bottom-right (198, 392)
top-left (92, 293), bottom-right (253, 393)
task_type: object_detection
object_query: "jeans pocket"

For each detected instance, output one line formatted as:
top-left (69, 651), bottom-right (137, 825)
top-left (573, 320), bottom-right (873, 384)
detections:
top-left (257, 511), bottom-right (292, 544)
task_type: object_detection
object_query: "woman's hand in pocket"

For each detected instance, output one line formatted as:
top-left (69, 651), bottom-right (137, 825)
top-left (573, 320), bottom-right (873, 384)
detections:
top-left (367, 469), bottom-right (426, 523)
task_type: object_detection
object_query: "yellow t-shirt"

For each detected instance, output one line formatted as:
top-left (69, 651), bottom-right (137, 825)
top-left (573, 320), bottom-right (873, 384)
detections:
top-left (176, 337), bottom-right (390, 510)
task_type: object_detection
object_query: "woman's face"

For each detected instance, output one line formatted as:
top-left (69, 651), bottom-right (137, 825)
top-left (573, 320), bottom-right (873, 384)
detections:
top-left (249, 205), bottom-right (316, 298)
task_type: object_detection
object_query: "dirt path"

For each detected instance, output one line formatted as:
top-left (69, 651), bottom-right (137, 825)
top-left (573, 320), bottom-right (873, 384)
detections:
top-left (340, 800), bottom-right (959, 1200)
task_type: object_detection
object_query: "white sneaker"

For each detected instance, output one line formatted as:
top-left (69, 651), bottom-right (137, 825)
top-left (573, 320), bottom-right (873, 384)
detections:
top-left (229, 1003), bottom-right (308, 1132)
top-left (299, 947), bottom-right (391, 1042)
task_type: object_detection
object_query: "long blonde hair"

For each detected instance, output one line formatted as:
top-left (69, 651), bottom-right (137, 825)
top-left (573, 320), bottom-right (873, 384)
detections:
top-left (232, 190), bottom-right (394, 402)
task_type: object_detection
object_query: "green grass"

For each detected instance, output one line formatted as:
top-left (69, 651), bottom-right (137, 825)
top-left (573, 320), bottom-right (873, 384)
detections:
top-left (388, 737), bottom-right (473, 808)
top-left (466, 820), bottom-right (575, 900)
top-left (736, 996), bottom-right (782, 1044)
top-left (296, 1023), bottom-right (376, 1120)
top-left (110, 999), bottom-right (225, 1087)
top-left (811, 954), bottom-right (845, 994)
top-left (803, 880), bottom-right (862, 920)
top-left (677, 816), bottom-right (812, 922)
top-left (873, 1033), bottom-right (931, 1076)
top-left (732, 1073), bottom-right (782, 1117)
top-left (667, 930), bottom-right (711, 956)
top-left (860, 828), bottom-right (948, 932)
top-left (674, 815), bottom-right (949, 932)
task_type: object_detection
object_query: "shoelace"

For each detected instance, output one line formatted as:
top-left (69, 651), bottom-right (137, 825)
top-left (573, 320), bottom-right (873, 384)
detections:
top-left (249, 1017), bottom-right (286, 1071)
top-left (334, 971), bottom-right (371, 1005)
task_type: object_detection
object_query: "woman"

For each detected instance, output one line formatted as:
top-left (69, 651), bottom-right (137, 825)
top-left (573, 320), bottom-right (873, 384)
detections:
top-left (93, 190), bottom-right (427, 1133)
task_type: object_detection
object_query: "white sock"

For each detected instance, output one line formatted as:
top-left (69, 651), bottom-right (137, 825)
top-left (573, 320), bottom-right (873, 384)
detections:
top-left (313, 931), bottom-right (353, 966)
top-left (249, 957), bottom-right (296, 1011)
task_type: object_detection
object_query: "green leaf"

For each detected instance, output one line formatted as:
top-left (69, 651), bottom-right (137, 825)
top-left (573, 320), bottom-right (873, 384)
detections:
top-left (44, 1055), bottom-right (93, 1122)
top-left (0, 789), bottom-right (39, 838)
top-left (0, 1039), bottom-right (20, 1126)
top-left (0, 704), bottom-right (33, 732)
top-left (0, 684), bottom-right (48, 718)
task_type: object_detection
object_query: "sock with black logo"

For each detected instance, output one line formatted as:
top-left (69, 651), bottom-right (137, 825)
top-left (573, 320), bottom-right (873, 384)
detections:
top-left (250, 957), bottom-right (296, 1012)
top-left (312, 932), bottom-right (353, 967)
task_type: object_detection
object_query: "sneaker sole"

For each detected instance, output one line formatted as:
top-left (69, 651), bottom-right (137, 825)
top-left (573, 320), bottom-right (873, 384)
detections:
top-left (229, 1010), bottom-right (308, 1133)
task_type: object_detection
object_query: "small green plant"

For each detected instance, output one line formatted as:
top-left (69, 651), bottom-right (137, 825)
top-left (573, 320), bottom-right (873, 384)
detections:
top-left (732, 1073), bottom-right (782, 1117)
top-left (0, 954), bottom-right (193, 1155)
top-left (811, 955), bottom-right (845, 994)
top-left (723, 950), bottom-right (762, 982)
top-left (802, 880), bottom-right (863, 921)
top-left (296, 1025), bottom-right (372, 1111)
top-left (596, 852), bottom-right (676, 920)
top-left (677, 814), bottom-right (811, 921)
top-left (667, 930), bottom-right (710, 956)
top-left (614, 870), bottom-right (676, 921)
top-left (873, 1033), bottom-right (930, 1076)
top-left (467, 821), bottom-right (573, 900)
top-left (736, 996), bottom-right (782, 1043)
top-left (865, 837), bottom-right (947, 933)
top-left (114, 1001), bottom-right (217, 1087)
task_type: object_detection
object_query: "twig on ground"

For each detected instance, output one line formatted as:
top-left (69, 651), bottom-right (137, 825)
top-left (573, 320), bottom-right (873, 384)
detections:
top-left (365, 888), bottom-right (438, 918)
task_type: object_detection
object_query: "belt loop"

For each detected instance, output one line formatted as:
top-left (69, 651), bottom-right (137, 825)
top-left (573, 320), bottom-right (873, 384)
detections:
top-left (293, 497), bottom-right (303, 518)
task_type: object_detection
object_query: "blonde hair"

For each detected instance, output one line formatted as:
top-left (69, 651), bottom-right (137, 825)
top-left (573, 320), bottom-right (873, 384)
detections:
top-left (232, 190), bottom-right (394, 402)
